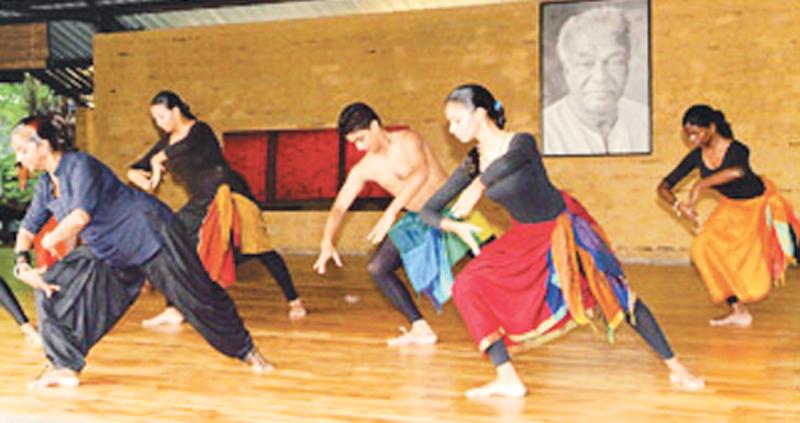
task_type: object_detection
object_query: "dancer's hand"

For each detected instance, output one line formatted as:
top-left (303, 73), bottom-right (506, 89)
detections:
top-left (15, 266), bottom-right (60, 298)
top-left (367, 213), bottom-right (395, 245)
top-left (675, 201), bottom-right (699, 227)
top-left (127, 169), bottom-right (153, 192)
top-left (443, 220), bottom-right (482, 256)
top-left (149, 152), bottom-right (167, 190)
top-left (451, 180), bottom-right (484, 218)
top-left (688, 185), bottom-right (702, 209)
top-left (149, 164), bottom-right (163, 190)
top-left (313, 243), bottom-right (343, 274)
top-left (682, 186), bottom-right (702, 229)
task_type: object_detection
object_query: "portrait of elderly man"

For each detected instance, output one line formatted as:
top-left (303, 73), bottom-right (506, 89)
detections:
top-left (542, 4), bottom-right (650, 156)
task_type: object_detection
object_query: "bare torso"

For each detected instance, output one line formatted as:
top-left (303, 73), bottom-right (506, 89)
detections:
top-left (356, 129), bottom-right (448, 212)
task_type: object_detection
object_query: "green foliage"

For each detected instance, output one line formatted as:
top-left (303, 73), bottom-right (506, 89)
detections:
top-left (0, 153), bottom-right (37, 205)
top-left (0, 74), bottom-right (67, 207)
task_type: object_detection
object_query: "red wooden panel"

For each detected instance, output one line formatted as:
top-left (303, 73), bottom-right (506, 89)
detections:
top-left (274, 130), bottom-right (339, 200)
top-left (223, 132), bottom-right (268, 202)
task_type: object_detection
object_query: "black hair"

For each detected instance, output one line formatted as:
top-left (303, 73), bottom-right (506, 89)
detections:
top-left (151, 90), bottom-right (197, 120)
top-left (338, 102), bottom-right (381, 138)
top-left (682, 104), bottom-right (734, 138)
top-left (445, 83), bottom-right (506, 129)
top-left (14, 114), bottom-right (76, 152)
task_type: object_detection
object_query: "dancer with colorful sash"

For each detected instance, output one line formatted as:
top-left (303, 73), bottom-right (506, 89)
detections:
top-left (129, 91), bottom-right (306, 326)
top-left (658, 104), bottom-right (799, 327)
top-left (421, 84), bottom-right (704, 397)
top-left (314, 103), bottom-right (493, 346)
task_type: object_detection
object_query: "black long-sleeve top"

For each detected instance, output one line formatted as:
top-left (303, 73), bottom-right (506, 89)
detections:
top-left (662, 140), bottom-right (765, 199)
top-left (420, 133), bottom-right (565, 228)
top-left (131, 121), bottom-right (252, 203)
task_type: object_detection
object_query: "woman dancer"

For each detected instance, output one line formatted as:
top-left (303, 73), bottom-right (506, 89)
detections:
top-left (421, 84), bottom-right (704, 397)
top-left (657, 104), bottom-right (798, 327)
top-left (12, 114), bottom-right (271, 388)
top-left (128, 91), bottom-right (305, 326)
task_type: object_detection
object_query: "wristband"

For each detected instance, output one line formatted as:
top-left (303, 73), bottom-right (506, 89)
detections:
top-left (14, 250), bottom-right (31, 265)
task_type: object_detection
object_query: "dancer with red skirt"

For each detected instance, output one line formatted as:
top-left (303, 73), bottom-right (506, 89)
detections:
top-left (420, 84), bottom-right (704, 397)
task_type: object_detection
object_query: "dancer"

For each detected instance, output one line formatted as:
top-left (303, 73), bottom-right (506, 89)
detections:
top-left (12, 114), bottom-right (271, 388)
top-left (421, 84), bottom-right (704, 397)
top-left (657, 104), bottom-right (798, 327)
top-left (128, 91), bottom-right (305, 325)
top-left (313, 102), bottom-right (492, 346)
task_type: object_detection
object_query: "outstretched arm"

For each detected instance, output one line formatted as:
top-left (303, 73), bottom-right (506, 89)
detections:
top-left (313, 167), bottom-right (367, 274)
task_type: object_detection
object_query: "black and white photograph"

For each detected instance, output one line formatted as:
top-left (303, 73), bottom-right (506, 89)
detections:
top-left (541, 0), bottom-right (651, 156)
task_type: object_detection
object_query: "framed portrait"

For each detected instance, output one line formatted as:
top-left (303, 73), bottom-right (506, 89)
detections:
top-left (540, 0), bottom-right (651, 156)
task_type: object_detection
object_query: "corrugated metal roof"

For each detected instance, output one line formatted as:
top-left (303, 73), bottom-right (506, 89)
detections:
top-left (49, 20), bottom-right (95, 61)
top-left (115, 0), bottom-right (512, 29)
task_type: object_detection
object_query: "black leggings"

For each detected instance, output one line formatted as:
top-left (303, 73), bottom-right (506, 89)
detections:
top-left (486, 298), bottom-right (675, 367)
top-left (164, 250), bottom-right (299, 307)
top-left (237, 251), bottom-right (298, 301)
top-left (0, 276), bottom-right (28, 325)
top-left (367, 239), bottom-right (422, 323)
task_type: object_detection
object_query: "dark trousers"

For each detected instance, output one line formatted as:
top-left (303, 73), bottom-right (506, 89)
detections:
top-left (38, 216), bottom-right (254, 372)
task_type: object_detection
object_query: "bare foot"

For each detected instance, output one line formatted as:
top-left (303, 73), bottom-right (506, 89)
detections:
top-left (665, 357), bottom-right (705, 391)
top-left (465, 362), bottom-right (527, 398)
top-left (142, 306), bottom-right (185, 328)
top-left (20, 323), bottom-right (43, 347)
top-left (387, 321), bottom-right (437, 347)
top-left (27, 366), bottom-right (80, 389)
top-left (288, 299), bottom-right (307, 321)
top-left (244, 348), bottom-right (275, 373)
top-left (466, 378), bottom-right (527, 398)
top-left (709, 311), bottom-right (752, 327)
top-left (669, 371), bottom-right (705, 391)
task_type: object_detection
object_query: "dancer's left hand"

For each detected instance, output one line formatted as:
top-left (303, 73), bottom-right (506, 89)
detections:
top-left (149, 152), bottom-right (167, 189)
top-left (367, 213), bottom-right (395, 244)
top-left (451, 180), bottom-right (484, 218)
top-left (444, 220), bottom-right (482, 256)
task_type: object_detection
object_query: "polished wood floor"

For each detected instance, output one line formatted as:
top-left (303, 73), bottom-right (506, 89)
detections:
top-left (0, 254), bottom-right (799, 422)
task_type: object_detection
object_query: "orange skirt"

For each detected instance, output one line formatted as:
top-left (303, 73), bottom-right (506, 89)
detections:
top-left (197, 185), bottom-right (272, 288)
top-left (691, 178), bottom-right (798, 304)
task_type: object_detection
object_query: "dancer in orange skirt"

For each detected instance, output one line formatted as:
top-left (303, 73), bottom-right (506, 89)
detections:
top-left (658, 104), bottom-right (799, 327)
top-left (129, 91), bottom-right (306, 326)
top-left (421, 84), bottom-right (704, 398)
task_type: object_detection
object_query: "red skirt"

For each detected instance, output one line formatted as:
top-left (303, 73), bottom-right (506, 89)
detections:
top-left (453, 192), bottom-right (634, 352)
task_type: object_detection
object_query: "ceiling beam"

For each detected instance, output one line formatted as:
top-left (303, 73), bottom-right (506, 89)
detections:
top-left (0, 0), bottom-right (299, 25)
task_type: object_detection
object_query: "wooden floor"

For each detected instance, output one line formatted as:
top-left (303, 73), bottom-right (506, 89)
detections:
top-left (1, 253), bottom-right (799, 422)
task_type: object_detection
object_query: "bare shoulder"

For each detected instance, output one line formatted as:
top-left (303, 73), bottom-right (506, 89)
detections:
top-left (348, 155), bottom-right (378, 182)
top-left (390, 128), bottom-right (425, 150)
